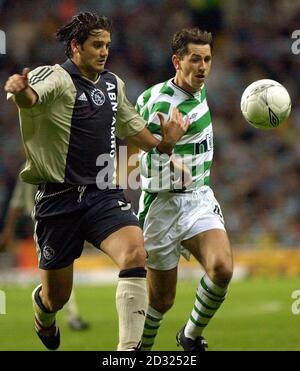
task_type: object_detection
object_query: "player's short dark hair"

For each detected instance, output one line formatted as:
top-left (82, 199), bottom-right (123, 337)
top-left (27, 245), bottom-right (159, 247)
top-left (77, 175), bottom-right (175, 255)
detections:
top-left (56, 12), bottom-right (112, 58)
top-left (172, 28), bottom-right (213, 58)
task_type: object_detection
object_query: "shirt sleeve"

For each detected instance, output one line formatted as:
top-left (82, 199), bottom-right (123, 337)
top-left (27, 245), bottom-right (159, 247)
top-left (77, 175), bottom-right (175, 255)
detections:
top-left (6, 65), bottom-right (65, 104)
top-left (115, 76), bottom-right (146, 139)
top-left (28, 65), bottom-right (65, 105)
top-left (6, 92), bottom-right (14, 100)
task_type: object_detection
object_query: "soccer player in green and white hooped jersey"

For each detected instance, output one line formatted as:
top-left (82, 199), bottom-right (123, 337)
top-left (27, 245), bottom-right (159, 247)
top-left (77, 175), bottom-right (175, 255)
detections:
top-left (136, 28), bottom-right (234, 351)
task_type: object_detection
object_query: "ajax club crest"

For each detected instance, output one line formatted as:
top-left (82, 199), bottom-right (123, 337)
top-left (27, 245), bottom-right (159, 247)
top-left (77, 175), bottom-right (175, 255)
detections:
top-left (91, 88), bottom-right (105, 106)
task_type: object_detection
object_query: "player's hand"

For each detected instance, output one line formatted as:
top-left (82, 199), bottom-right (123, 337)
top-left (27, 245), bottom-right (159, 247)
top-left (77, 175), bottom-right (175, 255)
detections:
top-left (157, 107), bottom-right (190, 154)
top-left (4, 68), bottom-right (30, 94)
top-left (170, 155), bottom-right (193, 189)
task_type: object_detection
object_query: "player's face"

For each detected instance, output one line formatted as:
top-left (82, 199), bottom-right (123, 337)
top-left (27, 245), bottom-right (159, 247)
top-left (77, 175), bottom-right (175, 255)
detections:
top-left (173, 43), bottom-right (212, 94)
top-left (73, 29), bottom-right (111, 80)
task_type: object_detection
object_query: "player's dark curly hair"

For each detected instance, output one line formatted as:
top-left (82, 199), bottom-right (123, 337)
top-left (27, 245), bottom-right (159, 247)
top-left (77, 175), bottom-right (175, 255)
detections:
top-left (172, 28), bottom-right (213, 58)
top-left (56, 12), bottom-right (112, 58)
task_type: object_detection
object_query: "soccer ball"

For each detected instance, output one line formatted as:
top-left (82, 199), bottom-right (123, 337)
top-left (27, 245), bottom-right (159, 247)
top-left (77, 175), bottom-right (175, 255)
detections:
top-left (240, 79), bottom-right (291, 129)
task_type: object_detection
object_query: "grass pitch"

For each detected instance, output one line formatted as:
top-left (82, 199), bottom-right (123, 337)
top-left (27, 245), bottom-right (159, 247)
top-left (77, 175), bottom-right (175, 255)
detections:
top-left (0, 277), bottom-right (299, 351)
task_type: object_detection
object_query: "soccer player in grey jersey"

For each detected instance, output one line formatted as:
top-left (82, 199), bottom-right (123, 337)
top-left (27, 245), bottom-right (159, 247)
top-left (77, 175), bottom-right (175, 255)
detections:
top-left (4, 12), bottom-right (188, 351)
top-left (136, 28), bottom-right (234, 351)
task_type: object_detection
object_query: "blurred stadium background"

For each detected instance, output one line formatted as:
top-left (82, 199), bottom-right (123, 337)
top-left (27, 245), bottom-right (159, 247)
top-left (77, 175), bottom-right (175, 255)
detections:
top-left (0, 0), bottom-right (300, 350)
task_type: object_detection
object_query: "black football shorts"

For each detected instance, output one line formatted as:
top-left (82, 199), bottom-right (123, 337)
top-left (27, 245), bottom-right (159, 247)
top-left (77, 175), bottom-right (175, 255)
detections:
top-left (33, 183), bottom-right (141, 269)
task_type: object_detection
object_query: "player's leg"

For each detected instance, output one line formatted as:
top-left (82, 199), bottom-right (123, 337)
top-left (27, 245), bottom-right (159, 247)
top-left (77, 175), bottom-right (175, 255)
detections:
top-left (63, 288), bottom-right (90, 330)
top-left (179, 229), bottom-right (233, 347)
top-left (32, 184), bottom-right (90, 348)
top-left (141, 267), bottom-right (177, 351)
top-left (100, 225), bottom-right (148, 351)
top-left (138, 192), bottom-right (183, 350)
top-left (32, 264), bottom-right (73, 350)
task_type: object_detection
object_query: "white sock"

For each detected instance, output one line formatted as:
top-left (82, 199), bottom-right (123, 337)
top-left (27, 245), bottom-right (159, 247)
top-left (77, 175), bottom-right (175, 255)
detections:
top-left (116, 277), bottom-right (148, 350)
top-left (32, 284), bottom-right (56, 329)
top-left (63, 289), bottom-right (80, 322)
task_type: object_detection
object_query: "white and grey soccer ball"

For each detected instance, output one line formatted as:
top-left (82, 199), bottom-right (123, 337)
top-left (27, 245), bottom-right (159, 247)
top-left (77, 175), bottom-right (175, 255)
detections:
top-left (240, 79), bottom-right (291, 129)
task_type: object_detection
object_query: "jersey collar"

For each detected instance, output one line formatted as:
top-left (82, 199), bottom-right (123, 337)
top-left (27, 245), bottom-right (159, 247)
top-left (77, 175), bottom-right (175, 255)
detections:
top-left (61, 59), bottom-right (108, 81)
top-left (170, 78), bottom-right (203, 100)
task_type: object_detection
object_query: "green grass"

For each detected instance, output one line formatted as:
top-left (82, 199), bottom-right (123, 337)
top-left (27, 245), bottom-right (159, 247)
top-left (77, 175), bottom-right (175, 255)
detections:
top-left (0, 277), bottom-right (299, 350)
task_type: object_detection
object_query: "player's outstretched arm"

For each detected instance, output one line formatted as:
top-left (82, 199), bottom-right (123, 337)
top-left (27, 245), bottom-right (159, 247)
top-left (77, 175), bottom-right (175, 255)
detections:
top-left (4, 68), bottom-right (38, 108)
top-left (126, 107), bottom-right (189, 154)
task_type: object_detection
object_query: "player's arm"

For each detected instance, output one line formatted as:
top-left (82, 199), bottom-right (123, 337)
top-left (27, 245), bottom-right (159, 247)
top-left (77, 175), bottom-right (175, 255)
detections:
top-left (135, 90), bottom-right (192, 191)
top-left (126, 107), bottom-right (189, 154)
top-left (4, 68), bottom-right (38, 108)
top-left (115, 76), bottom-right (189, 154)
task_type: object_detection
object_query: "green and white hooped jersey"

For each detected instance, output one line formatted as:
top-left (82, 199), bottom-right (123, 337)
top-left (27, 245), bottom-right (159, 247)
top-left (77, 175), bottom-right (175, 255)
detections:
top-left (136, 78), bottom-right (214, 194)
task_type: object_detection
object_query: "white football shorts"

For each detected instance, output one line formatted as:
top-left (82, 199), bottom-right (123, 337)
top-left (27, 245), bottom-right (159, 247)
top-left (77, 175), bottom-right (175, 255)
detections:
top-left (143, 186), bottom-right (226, 271)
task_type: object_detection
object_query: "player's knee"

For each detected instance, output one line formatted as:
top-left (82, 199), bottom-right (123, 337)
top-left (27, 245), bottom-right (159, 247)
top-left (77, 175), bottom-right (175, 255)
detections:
top-left (150, 293), bottom-right (175, 314)
top-left (122, 245), bottom-right (147, 269)
top-left (209, 261), bottom-right (233, 287)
